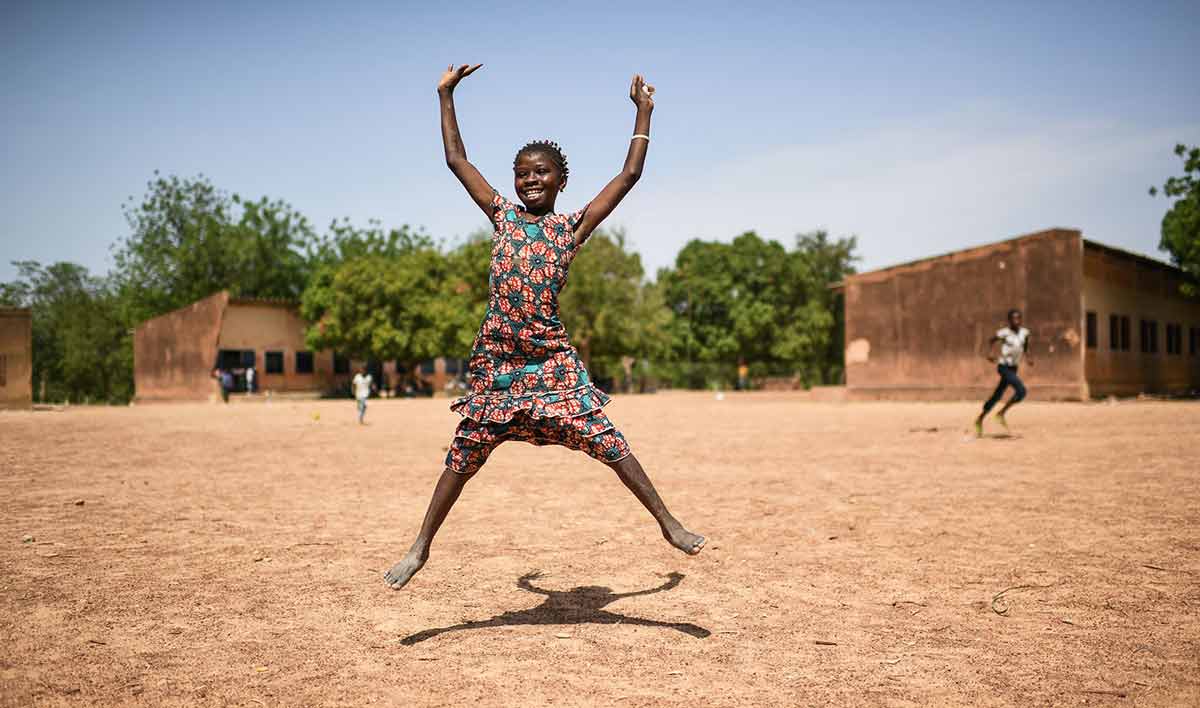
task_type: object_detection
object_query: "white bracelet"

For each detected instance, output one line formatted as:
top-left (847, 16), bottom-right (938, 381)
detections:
top-left (631, 134), bottom-right (650, 142)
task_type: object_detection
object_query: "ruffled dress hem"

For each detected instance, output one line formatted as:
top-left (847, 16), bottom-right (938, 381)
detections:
top-left (449, 383), bottom-right (613, 428)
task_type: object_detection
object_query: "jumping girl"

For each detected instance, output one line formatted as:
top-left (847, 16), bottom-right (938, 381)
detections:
top-left (385, 64), bottom-right (705, 590)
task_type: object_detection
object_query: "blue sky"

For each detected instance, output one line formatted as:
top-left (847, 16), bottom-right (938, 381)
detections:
top-left (2, 0), bottom-right (1197, 283)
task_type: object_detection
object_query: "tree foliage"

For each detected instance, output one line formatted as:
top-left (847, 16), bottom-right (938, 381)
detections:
top-left (4, 169), bottom-right (863, 403)
top-left (299, 223), bottom-right (478, 370)
top-left (559, 229), bottom-right (671, 380)
top-left (114, 172), bottom-right (314, 324)
top-left (442, 231), bottom-right (493, 356)
top-left (1, 261), bottom-right (131, 403)
top-left (1150, 144), bottom-right (1200, 295)
top-left (658, 230), bottom-right (857, 387)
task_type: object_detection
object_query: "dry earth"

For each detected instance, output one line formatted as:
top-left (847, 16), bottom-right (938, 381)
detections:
top-left (1, 393), bottom-right (1198, 706)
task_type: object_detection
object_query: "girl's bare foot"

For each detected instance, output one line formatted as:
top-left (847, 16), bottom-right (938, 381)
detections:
top-left (662, 525), bottom-right (706, 555)
top-left (384, 550), bottom-right (428, 589)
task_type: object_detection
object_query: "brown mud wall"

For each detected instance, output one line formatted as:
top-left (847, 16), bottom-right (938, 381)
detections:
top-left (844, 229), bottom-right (1085, 401)
top-left (134, 292), bottom-right (227, 402)
top-left (0, 307), bottom-right (33, 409)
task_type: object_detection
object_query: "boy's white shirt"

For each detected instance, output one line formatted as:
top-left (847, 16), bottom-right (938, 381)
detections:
top-left (352, 373), bottom-right (373, 400)
top-left (996, 326), bottom-right (1030, 366)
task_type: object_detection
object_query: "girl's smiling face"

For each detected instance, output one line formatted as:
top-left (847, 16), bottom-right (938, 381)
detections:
top-left (513, 151), bottom-right (565, 214)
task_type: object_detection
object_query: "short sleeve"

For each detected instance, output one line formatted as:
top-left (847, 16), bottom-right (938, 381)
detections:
top-left (996, 328), bottom-right (1007, 339)
top-left (490, 191), bottom-right (515, 228)
top-left (567, 203), bottom-right (591, 247)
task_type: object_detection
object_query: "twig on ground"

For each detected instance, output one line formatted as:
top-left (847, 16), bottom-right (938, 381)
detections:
top-left (291, 542), bottom-right (334, 547)
top-left (815, 640), bottom-right (838, 646)
top-left (1142, 564), bottom-right (1191, 574)
top-left (991, 583), bottom-right (1057, 615)
top-left (1079, 689), bottom-right (1126, 698)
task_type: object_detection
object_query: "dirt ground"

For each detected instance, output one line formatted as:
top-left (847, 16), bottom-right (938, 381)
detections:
top-left (1, 393), bottom-right (1198, 707)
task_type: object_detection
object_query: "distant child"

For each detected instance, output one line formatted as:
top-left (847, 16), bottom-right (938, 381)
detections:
top-left (245, 366), bottom-right (255, 394)
top-left (216, 369), bottom-right (233, 404)
top-left (975, 309), bottom-right (1033, 436)
top-left (352, 367), bottom-right (374, 425)
top-left (384, 64), bottom-right (704, 590)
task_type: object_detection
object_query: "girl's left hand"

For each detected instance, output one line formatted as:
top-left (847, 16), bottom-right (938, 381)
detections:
top-left (629, 74), bottom-right (655, 110)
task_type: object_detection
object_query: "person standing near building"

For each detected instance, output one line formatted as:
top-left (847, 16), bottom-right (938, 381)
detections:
top-left (245, 366), bottom-right (255, 394)
top-left (974, 309), bottom-right (1033, 436)
top-left (352, 366), bottom-right (374, 425)
top-left (219, 369), bottom-right (234, 404)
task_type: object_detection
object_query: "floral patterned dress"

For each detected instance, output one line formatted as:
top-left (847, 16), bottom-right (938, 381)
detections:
top-left (444, 191), bottom-right (631, 474)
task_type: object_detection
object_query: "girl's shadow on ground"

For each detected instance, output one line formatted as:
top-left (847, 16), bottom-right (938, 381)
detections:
top-left (400, 571), bottom-right (710, 645)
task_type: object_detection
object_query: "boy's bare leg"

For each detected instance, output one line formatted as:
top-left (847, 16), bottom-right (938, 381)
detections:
top-left (609, 454), bottom-right (705, 555)
top-left (385, 467), bottom-right (475, 589)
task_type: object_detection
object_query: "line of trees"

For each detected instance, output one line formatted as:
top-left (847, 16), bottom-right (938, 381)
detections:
top-left (3, 172), bottom-right (860, 403)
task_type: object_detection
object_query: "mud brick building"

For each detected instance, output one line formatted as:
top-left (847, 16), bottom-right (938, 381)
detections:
top-left (0, 307), bottom-right (33, 409)
top-left (841, 228), bottom-right (1200, 400)
top-left (134, 291), bottom-right (463, 402)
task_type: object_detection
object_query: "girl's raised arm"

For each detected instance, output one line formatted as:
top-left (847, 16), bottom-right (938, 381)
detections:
top-left (572, 74), bottom-right (656, 246)
top-left (438, 64), bottom-right (493, 216)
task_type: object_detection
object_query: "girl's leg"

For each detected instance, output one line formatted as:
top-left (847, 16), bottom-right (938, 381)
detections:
top-left (385, 467), bottom-right (476, 589)
top-left (609, 454), bottom-right (705, 555)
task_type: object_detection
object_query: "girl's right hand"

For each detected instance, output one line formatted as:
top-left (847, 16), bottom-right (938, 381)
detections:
top-left (438, 63), bottom-right (482, 93)
top-left (629, 74), bottom-right (655, 110)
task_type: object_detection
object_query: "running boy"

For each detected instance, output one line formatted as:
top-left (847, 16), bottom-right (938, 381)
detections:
top-left (975, 308), bottom-right (1032, 436)
top-left (384, 64), bottom-right (704, 590)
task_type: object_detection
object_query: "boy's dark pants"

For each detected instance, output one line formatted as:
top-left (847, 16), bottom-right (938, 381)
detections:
top-left (982, 364), bottom-right (1025, 414)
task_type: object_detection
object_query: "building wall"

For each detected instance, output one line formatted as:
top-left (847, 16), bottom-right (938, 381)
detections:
top-left (0, 307), bottom-right (33, 409)
top-left (844, 229), bottom-right (1086, 400)
top-left (1082, 244), bottom-right (1200, 396)
top-left (134, 292), bottom-right (476, 401)
top-left (135, 292), bottom-right (228, 402)
top-left (218, 302), bottom-right (332, 393)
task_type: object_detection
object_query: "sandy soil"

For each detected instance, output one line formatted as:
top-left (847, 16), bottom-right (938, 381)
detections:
top-left (1, 393), bottom-right (1198, 706)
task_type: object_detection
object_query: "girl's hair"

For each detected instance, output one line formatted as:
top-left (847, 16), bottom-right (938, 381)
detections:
top-left (514, 140), bottom-right (569, 181)
top-left (1007, 308), bottom-right (1021, 319)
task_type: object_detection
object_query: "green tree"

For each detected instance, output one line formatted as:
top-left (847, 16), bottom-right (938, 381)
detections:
top-left (559, 229), bottom-right (670, 382)
top-left (658, 230), bottom-right (857, 388)
top-left (2, 261), bottom-right (132, 403)
top-left (791, 230), bottom-right (858, 383)
top-left (114, 172), bottom-right (315, 324)
top-left (300, 223), bottom-right (476, 379)
top-left (1150, 144), bottom-right (1200, 294)
top-left (442, 230), bottom-right (493, 356)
